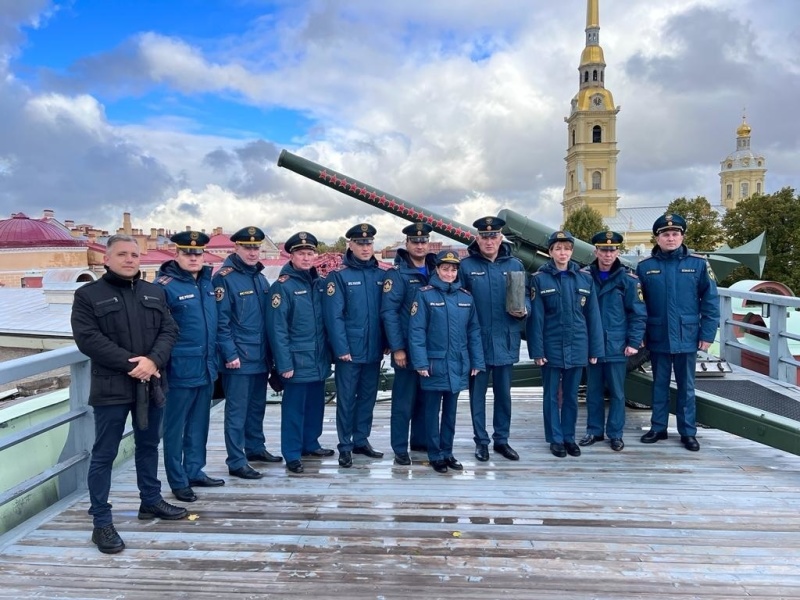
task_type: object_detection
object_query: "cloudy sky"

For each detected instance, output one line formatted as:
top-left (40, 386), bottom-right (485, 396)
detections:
top-left (0, 0), bottom-right (797, 248)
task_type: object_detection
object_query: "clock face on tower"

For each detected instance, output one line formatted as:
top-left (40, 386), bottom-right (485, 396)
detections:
top-left (591, 95), bottom-right (603, 109)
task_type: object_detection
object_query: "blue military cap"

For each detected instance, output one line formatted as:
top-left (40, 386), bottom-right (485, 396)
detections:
top-left (591, 230), bottom-right (624, 249)
top-left (652, 213), bottom-right (687, 235)
top-left (435, 250), bottom-right (461, 265)
top-left (285, 231), bottom-right (318, 253)
top-left (402, 222), bottom-right (432, 242)
top-left (472, 216), bottom-right (506, 236)
top-left (171, 230), bottom-right (210, 254)
top-left (547, 230), bottom-right (575, 248)
top-left (346, 223), bottom-right (377, 244)
top-left (230, 226), bottom-right (265, 246)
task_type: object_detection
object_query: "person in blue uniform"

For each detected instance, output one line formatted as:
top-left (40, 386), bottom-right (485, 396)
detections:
top-left (528, 230), bottom-right (604, 458)
top-left (323, 223), bottom-right (387, 468)
top-left (267, 231), bottom-right (333, 475)
top-left (579, 231), bottom-right (647, 452)
top-left (156, 231), bottom-right (224, 503)
top-left (460, 216), bottom-right (529, 462)
top-left (381, 222), bottom-right (437, 466)
top-left (213, 226), bottom-right (281, 480)
top-left (636, 214), bottom-right (719, 451)
top-left (408, 250), bottom-right (485, 473)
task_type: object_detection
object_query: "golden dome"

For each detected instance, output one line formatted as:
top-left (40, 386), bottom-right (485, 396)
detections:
top-left (580, 45), bottom-right (605, 66)
top-left (574, 88), bottom-right (615, 111)
top-left (737, 119), bottom-right (752, 137)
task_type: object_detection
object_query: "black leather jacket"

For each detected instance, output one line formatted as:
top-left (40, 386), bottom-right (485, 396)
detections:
top-left (71, 269), bottom-right (178, 406)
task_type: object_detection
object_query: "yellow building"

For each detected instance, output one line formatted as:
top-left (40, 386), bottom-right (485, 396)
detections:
top-left (719, 117), bottom-right (766, 210)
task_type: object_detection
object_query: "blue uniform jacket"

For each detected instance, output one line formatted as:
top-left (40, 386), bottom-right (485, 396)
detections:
top-left (585, 259), bottom-right (647, 363)
top-left (266, 262), bottom-right (332, 383)
top-left (527, 260), bottom-right (604, 368)
top-left (635, 245), bottom-right (719, 354)
top-left (323, 249), bottom-right (386, 364)
top-left (408, 274), bottom-right (485, 393)
top-left (212, 253), bottom-right (271, 375)
top-left (459, 241), bottom-right (530, 366)
top-left (380, 249), bottom-right (437, 366)
top-left (155, 261), bottom-right (218, 388)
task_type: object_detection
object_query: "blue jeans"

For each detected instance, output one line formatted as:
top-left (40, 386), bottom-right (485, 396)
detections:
top-left (88, 401), bottom-right (163, 528)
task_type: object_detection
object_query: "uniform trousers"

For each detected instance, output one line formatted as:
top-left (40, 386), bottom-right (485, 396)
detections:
top-left (585, 361), bottom-right (627, 439)
top-left (163, 382), bottom-right (214, 491)
top-left (88, 401), bottom-right (163, 528)
top-left (541, 365), bottom-right (583, 444)
top-left (649, 351), bottom-right (698, 436)
top-left (334, 361), bottom-right (380, 452)
top-left (468, 364), bottom-right (513, 446)
top-left (281, 380), bottom-right (325, 462)
top-left (423, 390), bottom-right (459, 462)
top-left (390, 368), bottom-right (427, 454)
top-left (221, 373), bottom-right (268, 470)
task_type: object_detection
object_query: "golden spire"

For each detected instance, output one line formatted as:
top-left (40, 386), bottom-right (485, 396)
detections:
top-left (737, 110), bottom-right (751, 137)
top-left (587, 0), bottom-right (599, 28)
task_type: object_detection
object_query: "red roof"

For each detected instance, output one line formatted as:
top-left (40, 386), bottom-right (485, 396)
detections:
top-left (206, 233), bottom-right (234, 249)
top-left (0, 213), bottom-right (88, 248)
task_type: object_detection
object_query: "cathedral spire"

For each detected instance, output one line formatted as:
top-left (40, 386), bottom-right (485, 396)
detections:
top-left (586, 0), bottom-right (599, 32)
top-left (579, 0), bottom-right (605, 87)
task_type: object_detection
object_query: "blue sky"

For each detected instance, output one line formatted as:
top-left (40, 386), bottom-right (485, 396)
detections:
top-left (0, 0), bottom-right (798, 248)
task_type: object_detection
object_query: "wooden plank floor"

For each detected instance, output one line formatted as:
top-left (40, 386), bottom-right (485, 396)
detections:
top-left (1, 389), bottom-right (800, 599)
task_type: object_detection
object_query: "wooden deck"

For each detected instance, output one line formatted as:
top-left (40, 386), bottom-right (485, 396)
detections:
top-left (1, 389), bottom-right (800, 599)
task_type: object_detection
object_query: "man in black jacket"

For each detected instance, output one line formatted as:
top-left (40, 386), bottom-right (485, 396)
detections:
top-left (71, 234), bottom-right (186, 554)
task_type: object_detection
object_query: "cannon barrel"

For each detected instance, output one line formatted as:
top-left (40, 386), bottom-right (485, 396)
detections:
top-left (277, 149), bottom-right (597, 271)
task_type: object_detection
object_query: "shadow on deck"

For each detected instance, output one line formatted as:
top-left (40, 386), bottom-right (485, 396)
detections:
top-left (1, 389), bottom-right (800, 599)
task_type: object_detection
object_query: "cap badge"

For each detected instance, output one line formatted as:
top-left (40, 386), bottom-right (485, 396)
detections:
top-left (299, 232), bottom-right (307, 240)
top-left (247, 227), bottom-right (256, 235)
top-left (190, 232), bottom-right (199, 240)
top-left (360, 224), bottom-right (368, 232)
top-left (557, 232), bottom-right (565, 239)
top-left (606, 231), bottom-right (613, 240)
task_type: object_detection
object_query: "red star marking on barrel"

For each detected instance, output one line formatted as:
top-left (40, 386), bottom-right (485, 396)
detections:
top-left (330, 175), bottom-right (340, 186)
top-left (435, 219), bottom-right (444, 229)
top-left (397, 203), bottom-right (405, 214)
top-left (319, 170), bottom-right (328, 180)
top-left (445, 223), bottom-right (455, 233)
top-left (426, 215), bottom-right (435, 225)
top-left (368, 191), bottom-right (377, 201)
top-left (339, 178), bottom-right (349, 188)
top-left (388, 199), bottom-right (396, 209)
top-left (359, 186), bottom-right (368, 197)
top-left (454, 227), bottom-right (463, 237)
top-left (378, 195), bottom-right (387, 206)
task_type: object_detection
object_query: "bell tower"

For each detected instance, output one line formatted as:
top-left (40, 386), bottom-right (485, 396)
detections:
top-left (563, 0), bottom-right (620, 220)
top-left (719, 115), bottom-right (767, 210)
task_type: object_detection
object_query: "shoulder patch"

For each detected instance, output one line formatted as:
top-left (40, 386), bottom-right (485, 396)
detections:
top-left (214, 287), bottom-right (225, 302)
top-left (410, 301), bottom-right (418, 316)
top-left (218, 267), bottom-right (234, 277)
top-left (326, 281), bottom-right (336, 296)
top-left (278, 274), bottom-right (289, 283)
top-left (271, 292), bottom-right (282, 308)
top-left (383, 279), bottom-right (393, 293)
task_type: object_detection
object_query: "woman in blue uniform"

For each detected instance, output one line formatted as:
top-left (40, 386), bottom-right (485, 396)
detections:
top-left (408, 251), bottom-right (485, 473)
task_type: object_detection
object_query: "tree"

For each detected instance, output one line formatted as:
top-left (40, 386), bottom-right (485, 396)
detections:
top-left (562, 205), bottom-right (606, 244)
top-left (721, 187), bottom-right (800, 291)
top-left (317, 236), bottom-right (348, 254)
top-left (665, 196), bottom-right (725, 251)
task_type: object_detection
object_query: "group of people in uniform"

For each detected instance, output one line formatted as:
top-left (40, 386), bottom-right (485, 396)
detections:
top-left (71, 210), bottom-right (718, 554)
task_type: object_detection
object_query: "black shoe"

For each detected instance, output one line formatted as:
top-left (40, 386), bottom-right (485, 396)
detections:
top-left (475, 444), bottom-right (490, 462)
top-left (172, 487), bottom-right (197, 503)
top-left (564, 442), bottom-right (581, 457)
top-left (445, 456), bottom-right (463, 470)
top-left (394, 453), bottom-right (411, 466)
top-left (681, 435), bottom-right (700, 451)
top-left (579, 433), bottom-right (605, 446)
top-left (189, 475), bottom-right (226, 487)
top-left (338, 451), bottom-right (353, 468)
top-left (286, 460), bottom-right (304, 473)
top-left (610, 438), bottom-right (625, 452)
top-left (493, 443), bottom-right (519, 461)
top-left (640, 429), bottom-right (668, 444)
top-left (302, 448), bottom-right (335, 457)
top-left (409, 443), bottom-right (427, 452)
top-left (228, 464), bottom-right (263, 479)
top-left (138, 499), bottom-right (189, 521)
top-left (91, 524), bottom-right (125, 554)
top-left (550, 443), bottom-right (567, 458)
top-left (246, 450), bottom-right (283, 463)
top-left (431, 459), bottom-right (448, 473)
top-left (352, 443), bottom-right (384, 458)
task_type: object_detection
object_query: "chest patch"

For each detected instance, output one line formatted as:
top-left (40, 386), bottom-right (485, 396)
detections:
top-left (271, 293), bottom-right (281, 308)
top-left (214, 287), bottom-right (225, 302)
top-left (177, 293), bottom-right (195, 301)
top-left (383, 279), bottom-right (393, 293)
top-left (646, 270), bottom-right (661, 275)
top-left (239, 290), bottom-right (254, 296)
top-left (327, 281), bottom-right (336, 296)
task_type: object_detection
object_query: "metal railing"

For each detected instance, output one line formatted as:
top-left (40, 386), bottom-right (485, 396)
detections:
top-left (0, 346), bottom-right (92, 511)
top-left (717, 288), bottom-right (800, 384)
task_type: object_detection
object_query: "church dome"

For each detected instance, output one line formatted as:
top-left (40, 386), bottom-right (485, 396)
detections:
top-left (737, 119), bottom-right (752, 137)
top-left (0, 212), bottom-right (88, 248)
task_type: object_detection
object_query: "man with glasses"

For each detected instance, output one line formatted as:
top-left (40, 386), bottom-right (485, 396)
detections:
top-left (381, 222), bottom-right (438, 466)
top-left (579, 231), bottom-right (647, 452)
top-left (460, 216), bottom-right (529, 463)
top-left (213, 226), bottom-right (282, 480)
top-left (323, 223), bottom-right (387, 468)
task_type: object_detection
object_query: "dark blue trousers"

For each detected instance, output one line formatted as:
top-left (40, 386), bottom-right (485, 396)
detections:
top-left (334, 361), bottom-right (380, 452)
top-left (390, 368), bottom-right (427, 455)
top-left (468, 364), bottom-right (513, 446)
top-left (423, 390), bottom-right (460, 462)
top-left (222, 373), bottom-right (268, 470)
top-left (281, 380), bottom-right (325, 462)
top-left (163, 382), bottom-right (213, 491)
top-left (88, 401), bottom-right (163, 528)
top-left (585, 361), bottom-right (627, 439)
top-left (650, 351), bottom-right (698, 436)
top-left (541, 365), bottom-right (583, 444)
